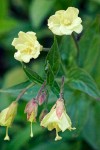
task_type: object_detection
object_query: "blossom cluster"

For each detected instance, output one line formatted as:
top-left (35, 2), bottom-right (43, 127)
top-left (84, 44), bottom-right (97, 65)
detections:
top-left (0, 6), bottom-right (82, 141)
top-left (12, 7), bottom-right (83, 63)
top-left (0, 84), bottom-right (75, 141)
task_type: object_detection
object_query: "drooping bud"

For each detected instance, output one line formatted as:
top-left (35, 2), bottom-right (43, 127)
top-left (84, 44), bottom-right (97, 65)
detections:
top-left (39, 109), bottom-right (48, 122)
top-left (40, 76), bottom-right (76, 141)
top-left (0, 101), bottom-right (18, 140)
top-left (40, 100), bottom-right (76, 141)
top-left (56, 98), bottom-right (64, 119)
top-left (24, 98), bottom-right (38, 137)
top-left (38, 91), bottom-right (47, 105)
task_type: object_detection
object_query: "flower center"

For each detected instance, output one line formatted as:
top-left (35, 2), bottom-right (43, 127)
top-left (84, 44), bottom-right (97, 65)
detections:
top-left (22, 48), bottom-right (33, 54)
top-left (63, 20), bottom-right (71, 26)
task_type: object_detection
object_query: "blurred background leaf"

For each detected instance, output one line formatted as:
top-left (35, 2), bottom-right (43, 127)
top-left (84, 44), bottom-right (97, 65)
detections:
top-left (30, 0), bottom-right (56, 29)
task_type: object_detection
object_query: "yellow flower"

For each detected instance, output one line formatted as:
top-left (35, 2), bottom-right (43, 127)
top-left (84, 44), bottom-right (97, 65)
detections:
top-left (0, 101), bottom-right (18, 140)
top-left (24, 99), bottom-right (38, 137)
top-left (48, 7), bottom-right (83, 35)
top-left (41, 99), bottom-right (75, 141)
top-left (12, 31), bottom-right (43, 63)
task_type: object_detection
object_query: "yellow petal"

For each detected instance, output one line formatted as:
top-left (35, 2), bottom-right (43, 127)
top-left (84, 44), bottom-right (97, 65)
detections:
top-left (57, 111), bottom-right (76, 132)
top-left (12, 31), bottom-right (42, 63)
top-left (28, 111), bottom-right (36, 122)
top-left (0, 108), bottom-right (9, 126)
top-left (48, 7), bottom-right (83, 35)
top-left (65, 7), bottom-right (79, 21)
top-left (41, 108), bottom-right (59, 129)
top-left (0, 101), bottom-right (18, 127)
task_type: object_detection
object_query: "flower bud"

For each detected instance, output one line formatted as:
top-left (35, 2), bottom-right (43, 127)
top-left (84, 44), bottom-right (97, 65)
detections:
top-left (0, 101), bottom-right (18, 140)
top-left (38, 91), bottom-right (47, 105)
top-left (56, 98), bottom-right (64, 119)
top-left (24, 98), bottom-right (38, 137)
top-left (39, 109), bottom-right (48, 122)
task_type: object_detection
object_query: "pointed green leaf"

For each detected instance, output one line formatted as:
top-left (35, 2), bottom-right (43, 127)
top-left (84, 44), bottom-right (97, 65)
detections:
top-left (67, 68), bottom-right (100, 99)
top-left (46, 63), bottom-right (54, 86)
top-left (46, 62), bottom-right (60, 97)
top-left (0, 81), bottom-right (40, 100)
top-left (46, 36), bottom-right (60, 75)
top-left (23, 65), bottom-right (44, 84)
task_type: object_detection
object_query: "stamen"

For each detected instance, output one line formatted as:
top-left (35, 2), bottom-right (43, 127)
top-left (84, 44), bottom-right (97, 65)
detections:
top-left (4, 127), bottom-right (10, 141)
top-left (30, 122), bottom-right (33, 138)
top-left (55, 129), bottom-right (62, 141)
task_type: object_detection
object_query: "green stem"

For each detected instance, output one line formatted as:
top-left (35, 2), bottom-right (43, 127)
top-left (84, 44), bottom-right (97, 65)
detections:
top-left (60, 76), bottom-right (64, 99)
top-left (36, 81), bottom-right (46, 100)
top-left (60, 61), bottom-right (67, 76)
top-left (15, 82), bottom-right (35, 102)
top-left (72, 33), bottom-right (80, 63)
top-left (43, 48), bottom-right (50, 52)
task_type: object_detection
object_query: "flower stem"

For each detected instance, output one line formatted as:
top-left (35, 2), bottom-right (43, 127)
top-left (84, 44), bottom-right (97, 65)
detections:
top-left (60, 61), bottom-right (67, 76)
top-left (15, 82), bottom-right (35, 102)
top-left (36, 81), bottom-right (46, 100)
top-left (60, 76), bottom-right (64, 99)
top-left (72, 33), bottom-right (80, 64)
top-left (43, 48), bottom-right (50, 52)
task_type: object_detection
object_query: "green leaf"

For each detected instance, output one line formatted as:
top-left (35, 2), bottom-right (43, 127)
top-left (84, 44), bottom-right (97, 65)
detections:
top-left (0, 80), bottom-right (58, 102)
top-left (46, 63), bottom-right (54, 86)
top-left (0, 0), bottom-right (9, 18)
top-left (59, 35), bottom-right (76, 66)
top-left (3, 67), bottom-right (27, 88)
top-left (46, 36), bottom-right (60, 75)
top-left (63, 92), bottom-right (91, 139)
top-left (79, 17), bottom-right (100, 71)
top-left (32, 140), bottom-right (81, 150)
top-left (82, 102), bottom-right (100, 150)
top-left (7, 124), bottom-right (43, 150)
top-left (91, 0), bottom-right (100, 4)
top-left (0, 81), bottom-right (40, 100)
top-left (46, 62), bottom-right (60, 97)
top-left (0, 19), bottom-right (18, 35)
top-left (30, 0), bottom-right (56, 28)
top-left (67, 68), bottom-right (100, 99)
top-left (51, 81), bottom-right (60, 98)
top-left (23, 65), bottom-right (44, 84)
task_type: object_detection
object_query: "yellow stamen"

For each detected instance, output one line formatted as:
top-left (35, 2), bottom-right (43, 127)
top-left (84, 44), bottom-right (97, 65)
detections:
top-left (55, 129), bottom-right (62, 141)
top-left (30, 122), bottom-right (33, 138)
top-left (64, 20), bottom-right (71, 25)
top-left (4, 127), bottom-right (10, 141)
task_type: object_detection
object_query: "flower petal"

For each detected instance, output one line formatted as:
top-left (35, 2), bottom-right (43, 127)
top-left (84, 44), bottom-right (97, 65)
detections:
top-left (73, 24), bottom-right (83, 34)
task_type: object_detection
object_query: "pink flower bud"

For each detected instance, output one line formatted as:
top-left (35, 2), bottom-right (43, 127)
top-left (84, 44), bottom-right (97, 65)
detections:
top-left (39, 109), bottom-right (48, 122)
top-left (24, 98), bottom-right (38, 122)
top-left (38, 91), bottom-right (47, 105)
top-left (56, 98), bottom-right (64, 119)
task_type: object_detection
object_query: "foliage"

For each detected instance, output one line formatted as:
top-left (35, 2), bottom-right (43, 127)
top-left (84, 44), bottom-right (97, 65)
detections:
top-left (0, 0), bottom-right (100, 150)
